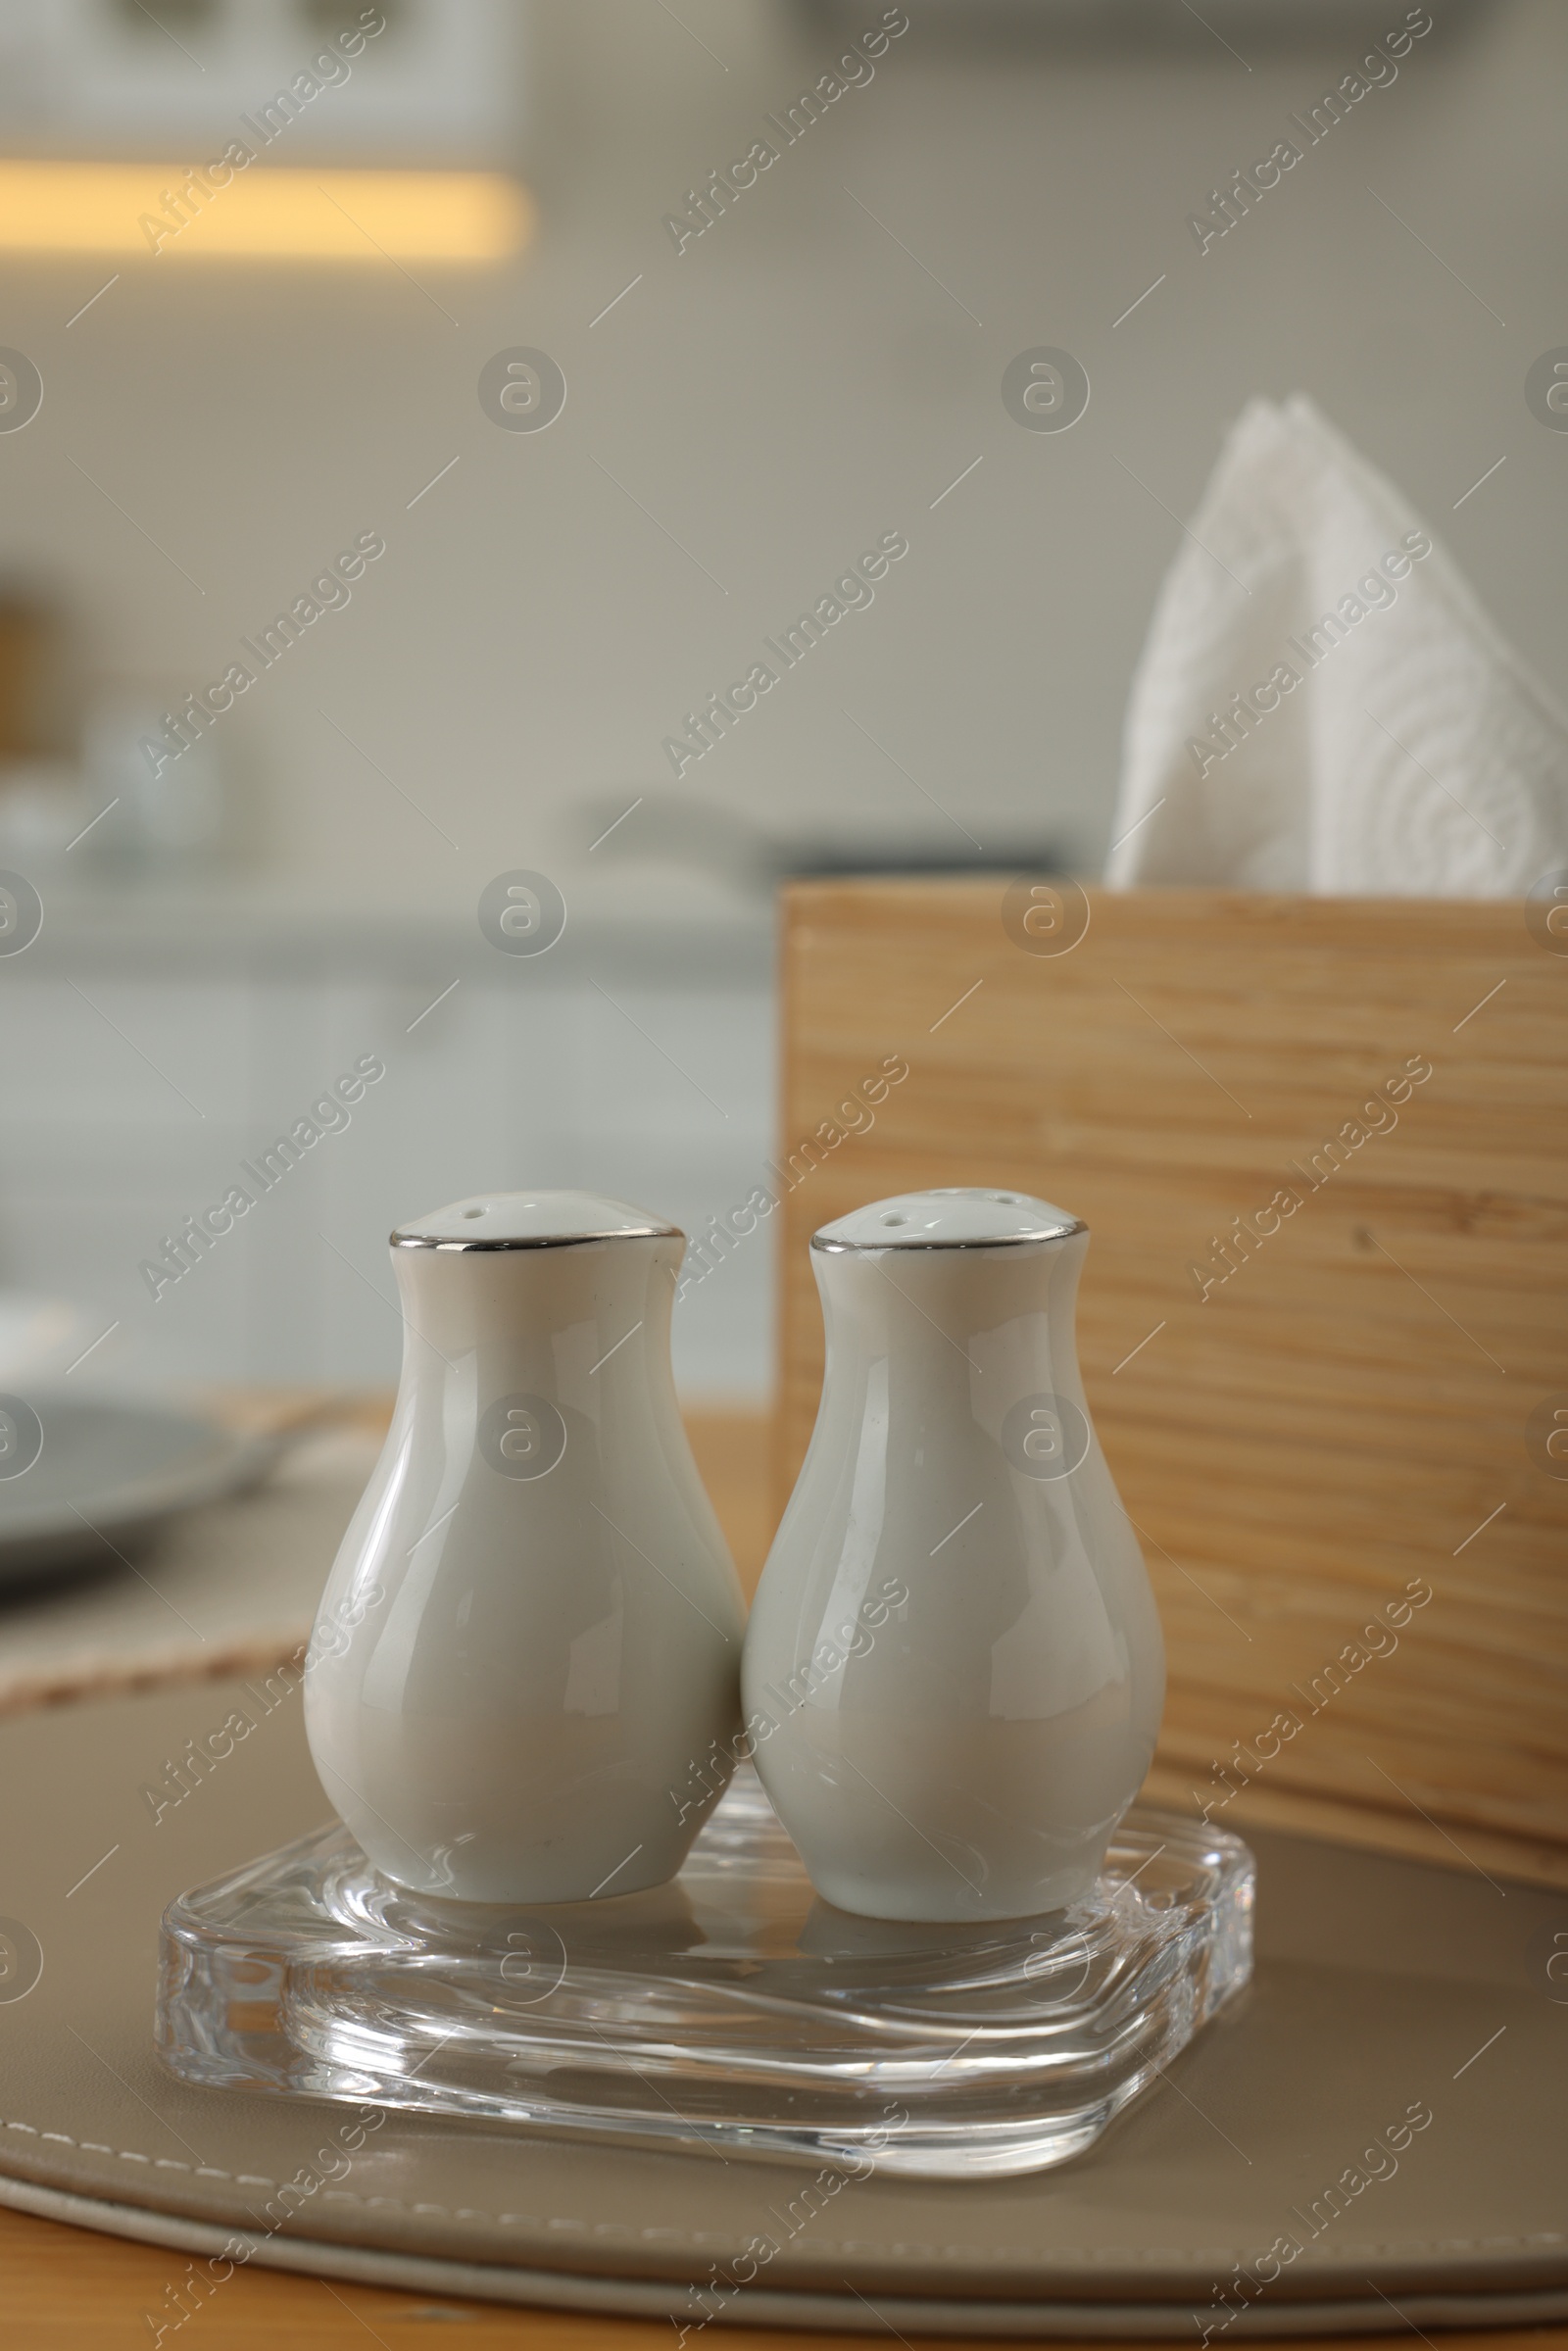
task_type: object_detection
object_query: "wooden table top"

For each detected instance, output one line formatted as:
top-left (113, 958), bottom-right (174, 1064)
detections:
top-left (0, 1405), bottom-right (1557, 2346)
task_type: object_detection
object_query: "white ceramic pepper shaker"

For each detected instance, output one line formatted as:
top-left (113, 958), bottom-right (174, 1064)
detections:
top-left (304, 1191), bottom-right (746, 1904)
top-left (742, 1188), bottom-right (1164, 1923)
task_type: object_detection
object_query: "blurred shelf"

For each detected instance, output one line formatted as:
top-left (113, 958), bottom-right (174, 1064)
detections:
top-left (13, 875), bottom-right (774, 982)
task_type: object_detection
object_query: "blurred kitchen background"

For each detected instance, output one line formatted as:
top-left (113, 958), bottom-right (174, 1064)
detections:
top-left (0, 0), bottom-right (1560, 1402)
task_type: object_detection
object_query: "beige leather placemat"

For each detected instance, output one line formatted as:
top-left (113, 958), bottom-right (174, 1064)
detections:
top-left (0, 1679), bottom-right (1562, 2335)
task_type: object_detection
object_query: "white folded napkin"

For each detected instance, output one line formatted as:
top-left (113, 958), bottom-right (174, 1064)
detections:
top-left (1105, 396), bottom-right (1568, 895)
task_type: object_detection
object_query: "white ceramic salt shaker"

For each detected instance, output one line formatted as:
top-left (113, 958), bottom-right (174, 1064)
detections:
top-left (304, 1191), bottom-right (746, 1903)
top-left (742, 1188), bottom-right (1164, 1923)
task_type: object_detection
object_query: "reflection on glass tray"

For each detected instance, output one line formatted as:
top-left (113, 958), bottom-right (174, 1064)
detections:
top-left (157, 1766), bottom-right (1253, 2180)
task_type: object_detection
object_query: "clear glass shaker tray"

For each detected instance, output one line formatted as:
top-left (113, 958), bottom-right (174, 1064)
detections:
top-left (157, 1767), bottom-right (1253, 2180)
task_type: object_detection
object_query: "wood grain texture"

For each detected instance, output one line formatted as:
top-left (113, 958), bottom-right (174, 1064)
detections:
top-left (684, 1408), bottom-right (775, 1595)
top-left (778, 881), bottom-right (1568, 1889)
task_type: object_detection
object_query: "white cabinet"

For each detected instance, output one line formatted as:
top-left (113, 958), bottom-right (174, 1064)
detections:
top-left (0, 895), bottom-right (774, 1400)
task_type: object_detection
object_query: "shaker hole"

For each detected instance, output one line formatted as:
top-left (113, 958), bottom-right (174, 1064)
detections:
top-left (462, 1208), bottom-right (486, 1219)
top-left (882, 1213), bottom-right (907, 1226)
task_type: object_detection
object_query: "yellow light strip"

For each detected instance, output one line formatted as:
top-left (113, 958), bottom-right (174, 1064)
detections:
top-left (0, 162), bottom-right (532, 262)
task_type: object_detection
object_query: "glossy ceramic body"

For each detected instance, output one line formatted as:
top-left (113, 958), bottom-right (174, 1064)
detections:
top-left (743, 1189), bottom-right (1165, 1922)
top-left (304, 1192), bottom-right (746, 1903)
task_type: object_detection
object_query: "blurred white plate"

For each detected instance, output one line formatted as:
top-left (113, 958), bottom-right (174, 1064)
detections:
top-left (0, 1293), bottom-right (79, 1387)
top-left (0, 1396), bottom-right (264, 1587)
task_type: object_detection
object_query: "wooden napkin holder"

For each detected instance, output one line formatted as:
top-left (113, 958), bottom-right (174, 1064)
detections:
top-left (776, 882), bottom-right (1568, 1890)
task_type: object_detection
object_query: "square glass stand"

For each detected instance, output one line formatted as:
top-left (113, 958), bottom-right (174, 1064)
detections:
top-left (158, 1768), bottom-right (1252, 2180)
